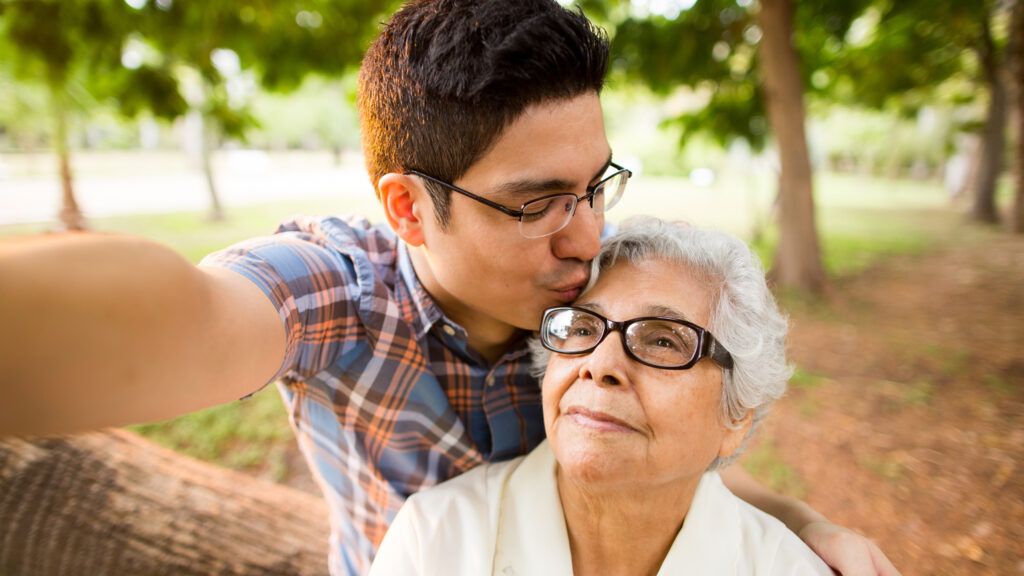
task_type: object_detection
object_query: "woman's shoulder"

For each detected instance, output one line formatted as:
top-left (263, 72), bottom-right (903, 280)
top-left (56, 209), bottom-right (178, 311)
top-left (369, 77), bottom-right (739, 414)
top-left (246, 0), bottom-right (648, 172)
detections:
top-left (372, 456), bottom-right (527, 575)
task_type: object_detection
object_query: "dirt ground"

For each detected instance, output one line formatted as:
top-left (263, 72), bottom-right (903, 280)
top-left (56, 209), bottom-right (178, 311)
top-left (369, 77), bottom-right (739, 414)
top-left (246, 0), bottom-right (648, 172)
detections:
top-left (272, 226), bottom-right (1024, 575)
top-left (756, 230), bottom-right (1024, 575)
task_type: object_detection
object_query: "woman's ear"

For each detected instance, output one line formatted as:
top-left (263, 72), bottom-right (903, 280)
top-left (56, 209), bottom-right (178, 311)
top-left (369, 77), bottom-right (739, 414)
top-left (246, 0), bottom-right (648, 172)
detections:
top-left (378, 173), bottom-right (427, 246)
top-left (718, 409), bottom-right (754, 460)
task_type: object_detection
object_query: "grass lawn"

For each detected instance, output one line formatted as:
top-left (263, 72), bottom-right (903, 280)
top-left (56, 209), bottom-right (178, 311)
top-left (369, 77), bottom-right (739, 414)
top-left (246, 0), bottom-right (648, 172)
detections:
top-left (0, 171), bottom-right (992, 479)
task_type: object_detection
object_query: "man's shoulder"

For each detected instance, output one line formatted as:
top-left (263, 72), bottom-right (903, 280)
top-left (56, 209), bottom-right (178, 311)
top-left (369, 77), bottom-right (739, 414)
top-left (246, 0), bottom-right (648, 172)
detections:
top-left (200, 214), bottom-right (400, 286)
top-left (275, 214), bottom-right (398, 253)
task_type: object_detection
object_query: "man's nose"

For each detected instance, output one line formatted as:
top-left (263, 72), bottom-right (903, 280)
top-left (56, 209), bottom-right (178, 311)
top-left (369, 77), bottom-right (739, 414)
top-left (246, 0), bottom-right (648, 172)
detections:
top-left (551, 199), bottom-right (602, 262)
top-left (578, 331), bottom-right (629, 388)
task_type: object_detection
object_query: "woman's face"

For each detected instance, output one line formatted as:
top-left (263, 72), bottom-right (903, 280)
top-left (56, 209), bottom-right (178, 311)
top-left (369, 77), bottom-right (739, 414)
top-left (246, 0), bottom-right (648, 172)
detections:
top-left (542, 259), bottom-right (749, 491)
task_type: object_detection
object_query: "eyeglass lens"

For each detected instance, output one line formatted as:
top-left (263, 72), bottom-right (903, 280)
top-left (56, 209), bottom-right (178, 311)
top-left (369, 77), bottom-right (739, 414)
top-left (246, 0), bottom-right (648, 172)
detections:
top-left (518, 170), bottom-right (628, 239)
top-left (543, 308), bottom-right (700, 368)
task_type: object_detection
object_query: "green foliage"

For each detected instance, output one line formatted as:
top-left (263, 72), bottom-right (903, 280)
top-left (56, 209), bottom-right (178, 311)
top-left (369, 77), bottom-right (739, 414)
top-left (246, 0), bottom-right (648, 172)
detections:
top-left (828, 1), bottom-right (992, 113)
top-left (790, 367), bottom-right (826, 389)
top-left (0, 0), bottom-right (185, 117)
top-left (583, 0), bottom-right (999, 159)
top-left (130, 385), bottom-right (293, 472)
top-left (0, 0), bottom-right (397, 147)
top-left (588, 0), bottom-right (874, 151)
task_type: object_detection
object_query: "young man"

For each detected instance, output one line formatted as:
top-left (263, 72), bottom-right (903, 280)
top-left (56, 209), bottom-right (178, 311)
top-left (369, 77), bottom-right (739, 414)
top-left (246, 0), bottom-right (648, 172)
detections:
top-left (0, 1), bottom-right (897, 574)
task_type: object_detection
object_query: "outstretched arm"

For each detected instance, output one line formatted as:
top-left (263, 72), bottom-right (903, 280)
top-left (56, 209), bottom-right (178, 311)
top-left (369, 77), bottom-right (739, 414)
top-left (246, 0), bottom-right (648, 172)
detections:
top-left (0, 233), bottom-right (285, 436)
top-left (720, 465), bottom-right (901, 576)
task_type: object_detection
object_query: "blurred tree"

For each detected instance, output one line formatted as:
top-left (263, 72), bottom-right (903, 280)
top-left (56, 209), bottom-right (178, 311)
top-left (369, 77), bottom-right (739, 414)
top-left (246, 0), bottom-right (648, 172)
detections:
top-left (582, 0), bottom-right (872, 293)
top-left (756, 0), bottom-right (824, 292)
top-left (1011, 0), bottom-right (1024, 234)
top-left (832, 0), bottom-right (1015, 224)
top-left (0, 0), bottom-right (185, 230)
top-left (129, 0), bottom-right (393, 220)
top-left (0, 0), bottom-right (393, 225)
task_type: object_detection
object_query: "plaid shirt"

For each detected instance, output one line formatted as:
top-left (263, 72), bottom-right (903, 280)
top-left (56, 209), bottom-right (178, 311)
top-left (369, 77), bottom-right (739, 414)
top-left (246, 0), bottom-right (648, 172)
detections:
top-left (200, 215), bottom-right (545, 575)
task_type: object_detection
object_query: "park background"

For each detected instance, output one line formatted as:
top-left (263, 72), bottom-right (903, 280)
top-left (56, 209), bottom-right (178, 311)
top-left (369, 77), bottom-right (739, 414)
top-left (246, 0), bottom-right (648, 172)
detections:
top-left (1, 0), bottom-right (1022, 575)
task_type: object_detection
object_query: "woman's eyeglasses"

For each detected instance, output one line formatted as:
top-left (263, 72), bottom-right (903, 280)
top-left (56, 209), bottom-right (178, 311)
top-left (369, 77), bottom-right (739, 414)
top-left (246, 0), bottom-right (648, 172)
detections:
top-left (540, 306), bottom-right (733, 370)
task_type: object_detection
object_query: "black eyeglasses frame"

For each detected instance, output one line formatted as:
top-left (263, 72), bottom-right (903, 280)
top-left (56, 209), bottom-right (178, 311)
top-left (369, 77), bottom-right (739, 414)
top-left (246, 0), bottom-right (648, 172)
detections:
top-left (540, 305), bottom-right (734, 371)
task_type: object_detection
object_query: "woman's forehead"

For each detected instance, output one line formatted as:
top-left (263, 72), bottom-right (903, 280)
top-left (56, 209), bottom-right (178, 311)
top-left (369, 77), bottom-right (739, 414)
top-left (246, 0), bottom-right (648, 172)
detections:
top-left (579, 260), bottom-right (713, 324)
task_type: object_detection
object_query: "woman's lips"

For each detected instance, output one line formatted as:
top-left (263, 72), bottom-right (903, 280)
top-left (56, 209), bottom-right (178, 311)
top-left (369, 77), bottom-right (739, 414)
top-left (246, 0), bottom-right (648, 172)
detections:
top-left (565, 406), bottom-right (637, 433)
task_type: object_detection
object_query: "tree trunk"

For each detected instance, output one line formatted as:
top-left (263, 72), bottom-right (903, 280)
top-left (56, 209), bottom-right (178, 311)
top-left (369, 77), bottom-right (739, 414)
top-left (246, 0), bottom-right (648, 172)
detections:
top-left (200, 112), bottom-right (226, 222)
top-left (971, 11), bottom-right (1007, 224)
top-left (757, 0), bottom-right (826, 293)
top-left (1011, 0), bottom-right (1024, 233)
top-left (51, 86), bottom-right (85, 232)
top-left (0, 430), bottom-right (330, 576)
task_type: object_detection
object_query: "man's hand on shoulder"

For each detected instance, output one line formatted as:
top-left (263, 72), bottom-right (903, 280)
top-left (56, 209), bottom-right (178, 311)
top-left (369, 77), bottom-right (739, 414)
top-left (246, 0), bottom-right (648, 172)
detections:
top-left (798, 520), bottom-right (901, 576)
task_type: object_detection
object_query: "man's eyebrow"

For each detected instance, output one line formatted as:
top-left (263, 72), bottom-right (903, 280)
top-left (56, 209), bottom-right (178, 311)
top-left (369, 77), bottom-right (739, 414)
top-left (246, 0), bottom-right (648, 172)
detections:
top-left (489, 153), bottom-right (615, 198)
top-left (491, 177), bottom-right (578, 197)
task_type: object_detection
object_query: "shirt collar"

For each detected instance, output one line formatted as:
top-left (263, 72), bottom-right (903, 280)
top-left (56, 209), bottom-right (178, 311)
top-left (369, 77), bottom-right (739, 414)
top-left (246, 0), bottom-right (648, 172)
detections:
top-left (397, 241), bottom-right (450, 339)
top-left (493, 441), bottom-right (575, 576)
top-left (493, 442), bottom-right (742, 575)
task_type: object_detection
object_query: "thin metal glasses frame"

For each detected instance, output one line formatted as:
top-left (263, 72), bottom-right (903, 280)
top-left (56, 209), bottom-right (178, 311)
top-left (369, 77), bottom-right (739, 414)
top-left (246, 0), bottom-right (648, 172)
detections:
top-left (405, 162), bottom-right (631, 222)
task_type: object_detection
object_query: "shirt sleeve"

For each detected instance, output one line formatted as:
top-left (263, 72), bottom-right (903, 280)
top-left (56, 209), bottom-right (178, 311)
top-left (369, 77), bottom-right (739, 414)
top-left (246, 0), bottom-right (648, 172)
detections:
top-left (199, 230), bottom-right (362, 388)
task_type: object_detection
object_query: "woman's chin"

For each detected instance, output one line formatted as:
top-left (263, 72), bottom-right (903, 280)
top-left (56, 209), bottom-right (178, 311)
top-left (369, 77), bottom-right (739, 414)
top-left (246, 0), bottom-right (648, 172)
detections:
top-left (552, 433), bottom-right (641, 487)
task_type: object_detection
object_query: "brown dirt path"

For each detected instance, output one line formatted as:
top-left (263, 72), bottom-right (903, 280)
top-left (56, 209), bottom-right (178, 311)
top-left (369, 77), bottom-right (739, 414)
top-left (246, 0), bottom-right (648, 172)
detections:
top-left (747, 231), bottom-right (1024, 575)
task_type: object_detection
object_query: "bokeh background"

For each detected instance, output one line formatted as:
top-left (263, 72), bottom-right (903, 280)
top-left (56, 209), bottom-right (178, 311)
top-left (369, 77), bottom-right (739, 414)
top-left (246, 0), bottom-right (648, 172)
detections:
top-left (1, 1), bottom-right (1022, 574)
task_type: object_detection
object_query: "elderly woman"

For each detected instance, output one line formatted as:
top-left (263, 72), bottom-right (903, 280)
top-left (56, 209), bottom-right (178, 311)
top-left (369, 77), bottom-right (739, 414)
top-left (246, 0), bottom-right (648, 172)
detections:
top-left (370, 218), bottom-right (831, 575)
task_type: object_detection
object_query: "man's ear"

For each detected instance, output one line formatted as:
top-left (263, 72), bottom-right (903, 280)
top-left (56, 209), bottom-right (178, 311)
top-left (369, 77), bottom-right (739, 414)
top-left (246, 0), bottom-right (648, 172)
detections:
top-left (718, 409), bottom-right (754, 460)
top-left (378, 173), bottom-right (427, 246)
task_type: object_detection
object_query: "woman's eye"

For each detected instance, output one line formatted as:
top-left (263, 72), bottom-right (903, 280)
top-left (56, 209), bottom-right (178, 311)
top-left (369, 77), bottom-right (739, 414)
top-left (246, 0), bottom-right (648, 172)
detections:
top-left (571, 326), bottom-right (593, 337)
top-left (652, 336), bottom-right (678, 349)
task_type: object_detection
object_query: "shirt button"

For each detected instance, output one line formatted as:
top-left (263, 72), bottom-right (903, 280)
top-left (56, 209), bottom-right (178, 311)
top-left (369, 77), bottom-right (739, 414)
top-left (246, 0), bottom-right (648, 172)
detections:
top-left (485, 375), bottom-right (495, 387)
top-left (442, 324), bottom-right (456, 336)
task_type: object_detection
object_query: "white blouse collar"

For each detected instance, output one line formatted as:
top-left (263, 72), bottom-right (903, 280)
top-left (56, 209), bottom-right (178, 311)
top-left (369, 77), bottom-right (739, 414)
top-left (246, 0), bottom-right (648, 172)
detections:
top-left (492, 441), bottom-right (742, 575)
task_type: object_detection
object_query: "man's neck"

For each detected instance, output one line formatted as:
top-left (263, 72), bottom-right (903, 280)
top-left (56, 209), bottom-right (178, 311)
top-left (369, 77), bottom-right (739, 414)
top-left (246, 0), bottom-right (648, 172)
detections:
top-left (407, 246), bottom-right (519, 364)
top-left (557, 469), bottom-right (700, 576)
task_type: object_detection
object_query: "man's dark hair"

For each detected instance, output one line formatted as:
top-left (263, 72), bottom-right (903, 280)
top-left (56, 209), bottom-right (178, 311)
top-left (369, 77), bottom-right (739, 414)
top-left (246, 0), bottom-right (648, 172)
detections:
top-left (358, 0), bottom-right (610, 227)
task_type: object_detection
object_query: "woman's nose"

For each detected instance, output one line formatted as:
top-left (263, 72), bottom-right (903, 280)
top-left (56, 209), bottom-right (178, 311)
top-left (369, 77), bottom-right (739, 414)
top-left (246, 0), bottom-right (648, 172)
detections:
top-left (578, 331), bottom-right (629, 387)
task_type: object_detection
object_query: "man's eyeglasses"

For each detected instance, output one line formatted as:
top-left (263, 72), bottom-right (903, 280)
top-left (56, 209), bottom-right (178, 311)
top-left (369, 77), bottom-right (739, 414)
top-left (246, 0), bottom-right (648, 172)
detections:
top-left (540, 306), bottom-right (734, 371)
top-left (405, 162), bottom-right (632, 239)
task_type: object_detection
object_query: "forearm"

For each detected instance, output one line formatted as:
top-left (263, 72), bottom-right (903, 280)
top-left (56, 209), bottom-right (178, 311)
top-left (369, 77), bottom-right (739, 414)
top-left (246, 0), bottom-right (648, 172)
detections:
top-left (719, 464), bottom-right (827, 533)
top-left (0, 233), bottom-right (282, 436)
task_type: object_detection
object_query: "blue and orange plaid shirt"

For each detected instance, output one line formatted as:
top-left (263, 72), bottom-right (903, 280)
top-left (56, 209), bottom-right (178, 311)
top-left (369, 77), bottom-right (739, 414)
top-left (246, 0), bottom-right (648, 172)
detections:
top-left (201, 215), bottom-right (545, 575)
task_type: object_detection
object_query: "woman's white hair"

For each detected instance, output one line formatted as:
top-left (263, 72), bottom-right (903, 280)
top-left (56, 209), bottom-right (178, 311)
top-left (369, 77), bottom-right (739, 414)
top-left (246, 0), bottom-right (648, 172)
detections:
top-left (531, 216), bottom-right (792, 470)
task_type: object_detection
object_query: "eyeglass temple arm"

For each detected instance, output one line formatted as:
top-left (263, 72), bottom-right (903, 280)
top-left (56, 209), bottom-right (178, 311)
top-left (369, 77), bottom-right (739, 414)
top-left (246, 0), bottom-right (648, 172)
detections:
top-left (705, 337), bottom-right (734, 370)
top-left (405, 170), bottom-right (524, 218)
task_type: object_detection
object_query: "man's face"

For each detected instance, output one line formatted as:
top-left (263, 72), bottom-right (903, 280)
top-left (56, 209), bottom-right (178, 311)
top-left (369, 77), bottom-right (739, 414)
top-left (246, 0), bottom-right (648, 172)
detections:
top-left (416, 92), bottom-right (613, 336)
